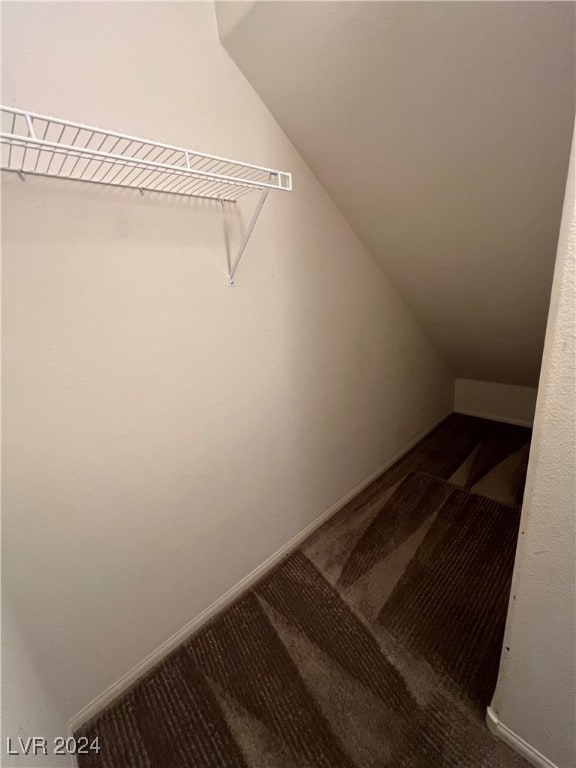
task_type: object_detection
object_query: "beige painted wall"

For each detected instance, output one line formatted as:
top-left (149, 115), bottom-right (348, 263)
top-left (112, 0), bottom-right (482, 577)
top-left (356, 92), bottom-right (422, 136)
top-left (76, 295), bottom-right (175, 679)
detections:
top-left (1, 0), bottom-right (453, 729)
top-left (1, 601), bottom-right (72, 767)
top-left (489, 130), bottom-right (575, 768)
top-left (454, 379), bottom-right (537, 427)
top-left (217, 1), bottom-right (575, 386)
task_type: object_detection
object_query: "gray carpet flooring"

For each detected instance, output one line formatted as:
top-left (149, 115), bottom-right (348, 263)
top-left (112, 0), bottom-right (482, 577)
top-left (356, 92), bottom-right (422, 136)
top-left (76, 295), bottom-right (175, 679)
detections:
top-left (77, 414), bottom-right (532, 767)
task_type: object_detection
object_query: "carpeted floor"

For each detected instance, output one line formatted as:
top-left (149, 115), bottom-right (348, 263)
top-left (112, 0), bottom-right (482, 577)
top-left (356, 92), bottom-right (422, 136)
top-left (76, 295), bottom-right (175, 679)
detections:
top-left (77, 414), bottom-right (532, 767)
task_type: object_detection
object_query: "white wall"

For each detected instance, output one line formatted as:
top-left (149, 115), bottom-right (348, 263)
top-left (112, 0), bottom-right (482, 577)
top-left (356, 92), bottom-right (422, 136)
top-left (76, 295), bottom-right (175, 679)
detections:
top-left (1, 600), bottom-right (72, 767)
top-left (1, 0), bottom-right (453, 732)
top-left (216, 1), bottom-right (575, 386)
top-left (488, 130), bottom-right (576, 768)
top-left (454, 378), bottom-right (537, 427)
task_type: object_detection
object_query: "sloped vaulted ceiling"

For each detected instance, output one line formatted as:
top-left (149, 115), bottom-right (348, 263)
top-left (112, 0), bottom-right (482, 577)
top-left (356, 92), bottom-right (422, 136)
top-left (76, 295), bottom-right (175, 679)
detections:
top-left (216, 1), bottom-right (575, 386)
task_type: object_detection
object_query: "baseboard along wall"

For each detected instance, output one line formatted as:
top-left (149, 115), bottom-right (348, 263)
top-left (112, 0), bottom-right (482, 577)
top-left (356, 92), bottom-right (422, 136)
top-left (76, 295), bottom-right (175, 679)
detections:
top-left (68, 409), bottom-right (452, 733)
top-left (454, 379), bottom-right (538, 427)
top-left (486, 707), bottom-right (560, 768)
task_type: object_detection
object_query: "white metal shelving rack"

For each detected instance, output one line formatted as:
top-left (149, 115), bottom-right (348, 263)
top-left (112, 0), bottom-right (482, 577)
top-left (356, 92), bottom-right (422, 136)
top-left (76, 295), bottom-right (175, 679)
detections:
top-left (0, 106), bottom-right (292, 284)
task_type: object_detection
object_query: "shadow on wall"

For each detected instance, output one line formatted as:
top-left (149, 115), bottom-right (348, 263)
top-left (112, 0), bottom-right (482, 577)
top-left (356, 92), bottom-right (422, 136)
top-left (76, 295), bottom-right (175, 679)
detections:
top-left (2, 154), bottom-right (451, 725)
top-left (0, 0), bottom-right (453, 733)
top-left (275, 185), bottom-right (454, 530)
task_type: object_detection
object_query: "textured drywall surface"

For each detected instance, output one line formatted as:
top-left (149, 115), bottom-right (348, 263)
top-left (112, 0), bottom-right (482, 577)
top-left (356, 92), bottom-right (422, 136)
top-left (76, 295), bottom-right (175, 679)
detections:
top-left (454, 379), bottom-right (537, 426)
top-left (491, 129), bottom-right (576, 767)
top-left (1, 600), bottom-right (72, 767)
top-left (217, 1), bottom-right (575, 385)
top-left (1, 1), bottom-right (453, 728)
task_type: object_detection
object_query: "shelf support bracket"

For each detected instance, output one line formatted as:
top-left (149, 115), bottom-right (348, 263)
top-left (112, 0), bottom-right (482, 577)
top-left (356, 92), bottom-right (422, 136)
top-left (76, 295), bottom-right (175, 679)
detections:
top-left (24, 113), bottom-right (36, 139)
top-left (228, 187), bottom-right (269, 286)
top-left (0, 107), bottom-right (292, 288)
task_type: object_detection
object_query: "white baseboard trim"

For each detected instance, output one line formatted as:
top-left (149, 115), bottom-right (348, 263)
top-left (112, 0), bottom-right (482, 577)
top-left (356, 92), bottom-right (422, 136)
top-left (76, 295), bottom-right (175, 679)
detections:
top-left (486, 707), bottom-right (559, 768)
top-left (68, 410), bottom-right (452, 733)
top-left (454, 407), bottom-right (533, 428)
top-left (68, 724), bottom-right (80, 768)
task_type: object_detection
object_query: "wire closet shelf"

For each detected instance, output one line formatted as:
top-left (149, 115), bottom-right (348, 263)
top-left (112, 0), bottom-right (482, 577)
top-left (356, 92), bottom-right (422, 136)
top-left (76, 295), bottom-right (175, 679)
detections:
top-left (0, 106), bottom-right (292, 201)
top-left (0, 106), bottom-right (292, 283)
